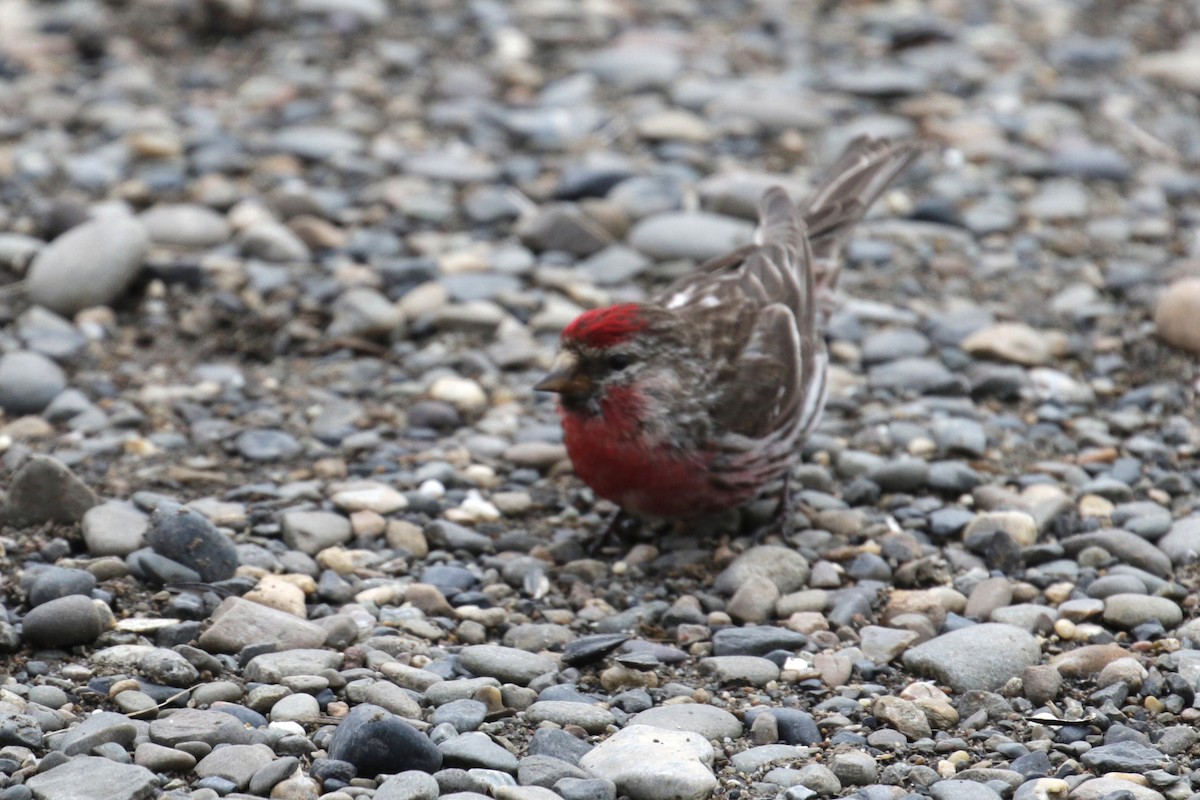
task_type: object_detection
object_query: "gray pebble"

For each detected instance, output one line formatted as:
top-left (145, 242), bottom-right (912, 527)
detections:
top-left (26, 756), bottom-right (157, 800)
top-left (0, 350), bottom-right (66, 415)
top-left (1102, 594), bottom-right (1182, 629)
top-left (377, 770), bottom-right (442, 800)
top-left (459, 645), bottom-right (556, 686)
top-left (146, 503), bottom-right (238, 582)
top-left (628, 704), bottom-right (742, 740)
top-left (22, 594), bottom-right (105, 648)
top-left (628, 212), bottom-right (753, 261)
top-left (26, 216), bottom-right (148, 315)
top-left (235, 428), bottom-right (303, 461)
top-left (902, 623), bottom-right (1041, 692)
top-left (440, 732), bottom-right (519, 773)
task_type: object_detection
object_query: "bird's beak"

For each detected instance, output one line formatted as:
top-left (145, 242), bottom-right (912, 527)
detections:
top-left (535, 352), bottom-right (591, 395)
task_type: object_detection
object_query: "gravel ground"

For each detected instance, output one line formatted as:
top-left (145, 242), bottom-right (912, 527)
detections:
top-left (0, 1), bottom-right (1199, 800)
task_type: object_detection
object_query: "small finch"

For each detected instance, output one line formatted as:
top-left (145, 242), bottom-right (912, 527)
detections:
top-left (536, 137), bottom-right (927, 534)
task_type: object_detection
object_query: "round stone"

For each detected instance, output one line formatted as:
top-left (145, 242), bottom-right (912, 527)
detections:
top-left (146, 503), bottom-right (238, 582)
top-left (0, 351), bottom-right (67, 414)
top-left (23, 595), bottom-right (105, 647)
top-left (26, 215), bottom-right (149, 315)
top-left (327, 704), bottom-right (443, 776)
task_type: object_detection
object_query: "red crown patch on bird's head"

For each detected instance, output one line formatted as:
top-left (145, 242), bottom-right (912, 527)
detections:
top-left (562, 303), bottom-right (648, 349)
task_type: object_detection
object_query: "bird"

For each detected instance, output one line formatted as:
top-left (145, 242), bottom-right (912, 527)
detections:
top-left (535, 136), bottom-right (928, 541)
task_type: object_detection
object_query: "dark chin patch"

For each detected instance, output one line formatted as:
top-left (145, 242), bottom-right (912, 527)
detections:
top-left (560, 392), bottom-right (599, 416)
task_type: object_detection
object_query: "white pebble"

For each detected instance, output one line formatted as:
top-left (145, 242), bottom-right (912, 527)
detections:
top-left (429, 375), bottom-right (488, 413)
top-left (268, 720), bottom-right (306, 736)
top-left (458, 490), bottom-right (501, 522)
top-left (419, 479), bottom-right (446, 499)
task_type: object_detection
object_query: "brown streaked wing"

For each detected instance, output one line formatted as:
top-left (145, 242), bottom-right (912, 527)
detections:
top-left (709, 303), bottom-right (803, 438)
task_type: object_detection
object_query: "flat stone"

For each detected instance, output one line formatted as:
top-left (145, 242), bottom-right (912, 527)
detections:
top-left (1102, 594), bottom-right (1182, 629)
top-left (697, 656), bottom-right (780, 686)
top-left (628, 212), bottom-right (754, 262)
top-left (628, 704), bottom-right (743, 740)
top-left (524, 701), bottom-right (616, 735)
top-left (459, 645), bottom-right (557, 686)
top-left (26, 755), bottom-right (157, 800)
top-left (902, 623), bottom-right (1041, 692)
top-left (197, 596), bottom-right (328, 653)
top-left (243, 649), bottom-right (343, 683)
top-left (195, 743), bottom-right (276, 789)
top-left (149, 708), bottom-right (257, 747)
top-left (579, 725), bottom-right (715, 800)
top-left (714, 546), bottom-right (810, 595)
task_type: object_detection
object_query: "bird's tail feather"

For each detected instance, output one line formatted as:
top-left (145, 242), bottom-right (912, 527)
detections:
top-left (800, 136), bottom-right (928, 302)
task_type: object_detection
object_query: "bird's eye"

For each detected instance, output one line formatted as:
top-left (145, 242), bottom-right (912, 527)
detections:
top-left (607, 353), bottom-right (635, 371)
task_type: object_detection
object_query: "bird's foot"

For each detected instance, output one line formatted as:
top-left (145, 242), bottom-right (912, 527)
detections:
top-left (750, 480), bottom-right (795, 545)
top-left (587, 509), bottom-right (642, 556)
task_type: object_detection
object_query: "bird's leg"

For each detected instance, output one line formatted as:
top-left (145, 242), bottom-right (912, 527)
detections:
top-left (588, 509), bottom-right (642, 556)
top-left (752, 479), bottom-right (795, 544)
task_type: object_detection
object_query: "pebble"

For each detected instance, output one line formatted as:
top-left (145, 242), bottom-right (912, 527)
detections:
top-left (963, 511), bottom-right (1039, 549)
top-left (714, 546), bottom-right (811, 595)
top-left (26, 215), bottom-right (149, 315)
top-left (197, 596), bottom-right (328, 653)
top-left (962, 323), bottom-right (1066, 367)
top-left (1, 455), bottom-right (97, 526)
top-left (1156, 280), bottom-right (1200, 355)
top-left (235, 428), bottom-right (303, 461)
top-left (149, 708), bottom-right (257, 747)
top-left (459, 645), bottom-right (557, 686)
top-left (146, 503), bottom-right (238, 582)
top-left (697, 656), bottom-right (780, 687)
top-left (377, 771), bottom-right (442, 800)
top-left (25, 756), bottom-right (158, 800)
top-left (902, 623), bottom-right (1041, 692)
top-left (140, 204), bottom-right (232, 248)
top-left (282, 511), bottom-right (353, 554)
top-left (195, 743), bottom-right (276, 789)
top-left (439, 731), bottom-right (519, 772)
top-left (830, 751), bottom-right (877, 785)
top-left (81, 500), bottom-right (149, 556)
top-left (525, 701), bottom-right (615, 734)
top-left (579, 725), bottom-right (715, 800)
top-left (327, 704), bottom-right (443, 775)
top-left (1101, 594), bottom-right (1182, 629)
top-left (0, 350), bottom-right (67, 415)
top-left (1156, 516), bottom-right (1200, 564)
top-left (628, 704), bottom-right (742, 740)
top-left (628, 212), bottom-right (754, 262)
